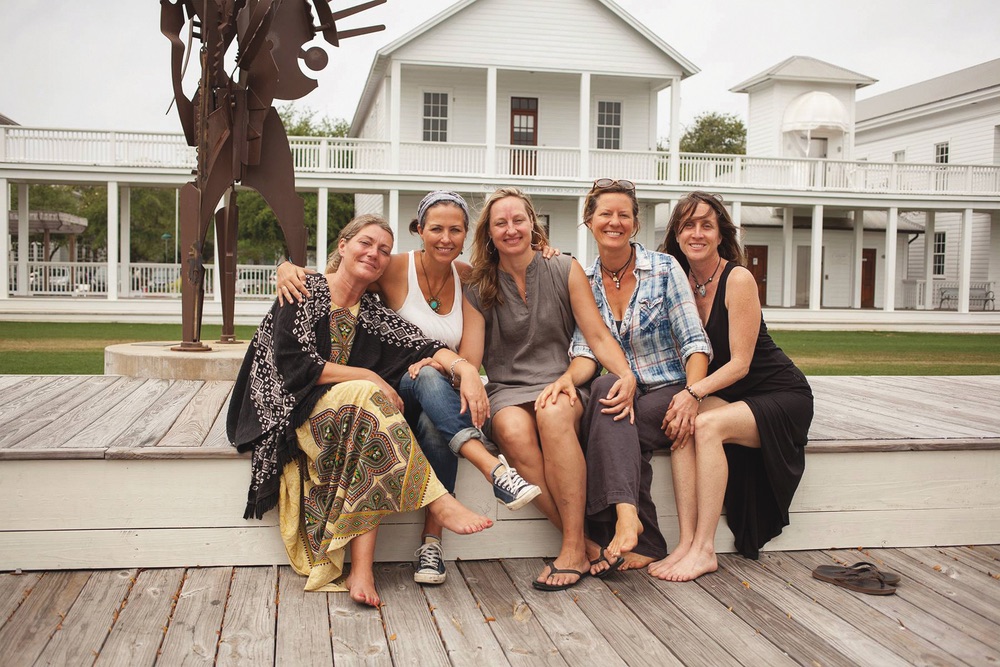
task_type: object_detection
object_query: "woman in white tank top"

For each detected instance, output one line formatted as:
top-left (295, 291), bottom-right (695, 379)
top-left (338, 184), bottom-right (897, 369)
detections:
top-left (276, 191), bottom-right (541, 585)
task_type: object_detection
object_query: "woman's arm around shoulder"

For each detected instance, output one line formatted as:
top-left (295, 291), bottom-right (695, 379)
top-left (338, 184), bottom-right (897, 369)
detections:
top-left (373, 252), bottom-right (409, 310)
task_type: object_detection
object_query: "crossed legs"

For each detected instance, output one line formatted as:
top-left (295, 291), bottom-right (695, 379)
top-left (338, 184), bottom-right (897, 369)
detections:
top-left (491, 396), bottom-right (589, 588)
top-left (649, 396), bottom-right (760, 581)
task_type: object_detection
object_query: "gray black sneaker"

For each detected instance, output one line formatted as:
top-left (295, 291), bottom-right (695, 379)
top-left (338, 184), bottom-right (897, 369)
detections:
top-left (413, 537), bottom-right (446, 585)
top-left (491, 455), bottom-right (542, 511)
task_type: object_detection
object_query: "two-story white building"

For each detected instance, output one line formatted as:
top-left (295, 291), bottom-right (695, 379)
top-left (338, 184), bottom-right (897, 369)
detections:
top-left (2, 0), bottom-right (998, 326)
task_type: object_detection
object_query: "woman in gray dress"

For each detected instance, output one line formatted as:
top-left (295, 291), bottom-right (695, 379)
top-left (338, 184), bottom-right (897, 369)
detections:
top-left (463, 187), bottom-right (637, 591)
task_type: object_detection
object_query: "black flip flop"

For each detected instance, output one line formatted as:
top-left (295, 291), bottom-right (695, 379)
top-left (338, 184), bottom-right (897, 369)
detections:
top-left (590, 547), bottom-right (626, 579)
top-left (532, 563), bottom-right (588, 591)
top-left (812, 565), bottom-right (897, 595)
top-left (812, 561), bottom-right (901, 586)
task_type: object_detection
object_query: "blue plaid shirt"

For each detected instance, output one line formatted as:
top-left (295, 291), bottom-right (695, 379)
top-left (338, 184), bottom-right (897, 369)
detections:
top-left (570, 243), bottom-right (712, 392)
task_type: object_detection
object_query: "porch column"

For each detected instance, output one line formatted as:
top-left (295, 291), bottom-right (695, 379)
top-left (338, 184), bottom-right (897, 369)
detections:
top-left (486, 67), bottom-right (497, 178)
top-left (958, 208), bottom-right (974, 313)
top-left (579, 72), bottom-right (591, 179)
top-left (989, 212), bottom-right (1000, 295)
top-left (809, 204), bottom-right (823, 310)
top-left (922, 211), bottom-right (936, 310)
top-left (119, 186), bottom-right (130, 297)
top-left (782, 207), bottom-right (793, 307)
top-left (388, 190), bottom-right (400, 247)
top-left (668, 77), bottom-right (681, 183)
top-left (731, 201), bottom-right (742, 229)
top-left (389, 60), bottom-right (401, 173)
top-left (17, 183), bottom-right (29, 295)
top-left (852, 209), bottom-right (864, 309)
top-left (576, 196), bottom-right (589, 264)
top-left (883, 206), bottom-right (898, 312)
top-left (0, 178), bottom-right (8, 299)
top-left (106, 182), bottom-right (119, 301)
top-left (316, 187), bottom-right (329, 272)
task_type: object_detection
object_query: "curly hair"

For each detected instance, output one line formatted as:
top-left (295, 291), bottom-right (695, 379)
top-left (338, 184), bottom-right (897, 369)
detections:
top-left (658, 191), bottom-right (744, 273)
top-left (467, 187), bottom-right (549, 310)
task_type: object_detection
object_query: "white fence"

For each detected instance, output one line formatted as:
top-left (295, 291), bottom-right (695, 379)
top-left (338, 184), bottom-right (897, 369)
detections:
top-left (7, 126), bottom-right (998, 195)
top-left (6, 262), bottom-right (277, 299)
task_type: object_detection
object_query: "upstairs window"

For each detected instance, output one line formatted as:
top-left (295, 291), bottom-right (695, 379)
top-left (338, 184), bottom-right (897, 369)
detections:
top-left (892, 150), bottom-right (906, 162)
top-left (423, 92), bottom-right (448, 142)
top-left (933, 231), bottom-right (946, 276)
top-left (934, 142), bottom-right (949, 164)
top-left (597, 101), bottom-right (622, 150)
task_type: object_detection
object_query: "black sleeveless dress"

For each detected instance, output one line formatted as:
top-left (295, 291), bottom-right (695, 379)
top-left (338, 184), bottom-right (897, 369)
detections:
top-left (704, 262), bottom-right (814, 559)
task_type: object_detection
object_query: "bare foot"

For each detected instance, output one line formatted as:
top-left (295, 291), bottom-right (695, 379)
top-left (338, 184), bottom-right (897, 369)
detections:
top-left (648, 540), bottom-right (692, 578)
top-left (607, 503), bottom-right (643, 556)
top-left (659, 547), bottom-right (718, 582)
top-left (345, 569), bottom-right (380, 607)
top-left (428, 493), bottom-right (493, 534)
top-left (620, 552), bottom-right (654, 571)
top-left (536, 554), bottom-right (591, 589)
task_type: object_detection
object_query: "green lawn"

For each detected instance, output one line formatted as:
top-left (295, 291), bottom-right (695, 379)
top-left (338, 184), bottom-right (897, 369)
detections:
top-left (0, 322), bottom-right (998, 376)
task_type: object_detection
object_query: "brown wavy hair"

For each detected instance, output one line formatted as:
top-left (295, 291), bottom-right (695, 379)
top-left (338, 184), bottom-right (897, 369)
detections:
top-left (583, 181), bottom-right (640, 236)
top-left (467, 187), bottom-right (549, 310)
top-left (658, 191), bottom-right (745, 273)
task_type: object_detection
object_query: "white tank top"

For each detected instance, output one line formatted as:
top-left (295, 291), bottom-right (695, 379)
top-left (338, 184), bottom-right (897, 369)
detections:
top-left (395, 251), bottom-right (464, 351)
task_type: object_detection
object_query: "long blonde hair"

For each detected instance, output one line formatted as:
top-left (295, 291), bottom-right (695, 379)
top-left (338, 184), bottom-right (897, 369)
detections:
top-left (325, 214), bottom-right (394, 273)
top-left (467, 187), bottom-right (549, 310)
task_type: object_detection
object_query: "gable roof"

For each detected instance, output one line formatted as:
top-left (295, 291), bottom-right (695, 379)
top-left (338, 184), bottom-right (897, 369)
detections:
top-left (350, 0), bottom-right (699, 134)
top-left (0, 113), bottom-right (18, 126)
top-left (857, 58), bottom-right (1000, 121)
top-left (730, 56), bottom-right (876, 93)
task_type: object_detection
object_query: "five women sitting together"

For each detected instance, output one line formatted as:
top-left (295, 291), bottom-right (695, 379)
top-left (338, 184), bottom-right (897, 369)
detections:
top-left (229, 182), bottom-right (814, 606)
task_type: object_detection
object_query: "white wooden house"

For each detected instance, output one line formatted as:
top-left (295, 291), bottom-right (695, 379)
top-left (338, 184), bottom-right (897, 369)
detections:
top-left (2, 0), bottom-right (999, 325)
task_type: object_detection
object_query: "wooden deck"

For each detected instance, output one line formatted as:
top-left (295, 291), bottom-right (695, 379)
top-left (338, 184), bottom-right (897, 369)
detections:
top-left (3, 546), bottom-right (999, 666)
top-left (0, 375), bottom-right (999, 570)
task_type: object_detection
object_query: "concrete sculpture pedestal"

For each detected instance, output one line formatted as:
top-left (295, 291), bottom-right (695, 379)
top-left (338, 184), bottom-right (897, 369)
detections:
top-left (105, 341), bottom-right (248, 381)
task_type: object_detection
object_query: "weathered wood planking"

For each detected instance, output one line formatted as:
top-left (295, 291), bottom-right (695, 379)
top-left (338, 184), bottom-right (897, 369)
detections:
top-left (107, 379), bottom-right (203, 450)
top-left (903, 546), bottom-right (1000, 592)
top-left (95, 568), bottom-right (185, 667)
top-left (0, 375), bottom-right (88, 425)
top-left (0, 375), bottom-right (119, 449)
top-left (457, 560), bottom-right (566, 666)
top-left (0, 571), bottom-right (43, 630)
top-left (327, 582), bottom-right (392, 666)
top-left (216, 566), bottom-right (277, 666)
top-left (60, 379), bottom-right (174, 450)
top-left (274, 567), bottom-right (334, 666)
top-left (790, 550), bottom-right (1000, 667)
top-left (377, 563), bottom-right (451, 667)
top-left (0, 375), bottom-right (56, 408)
top-left (720, 554), bottom-right (913, 667)
top-left (34, 569), bottom-right (137, 667)
top-left (504, 558), bottom-right (671, 667)
top-left (420, 562), bottom-right (512, 667)
top-left (938, 545), bottom-right (1000, 577)
top-left (156, 380), bottom-right (233, 449)
top-left (0, 374), bottom-right (31, 394)
top-left (500, 558), bottom-right (630, 667)
top-left (158, 567), bottom-right (232, 666)
top-left (202, 396), bottom-right (234, 449)
top-left (0, 571), bottom-right (92, 666)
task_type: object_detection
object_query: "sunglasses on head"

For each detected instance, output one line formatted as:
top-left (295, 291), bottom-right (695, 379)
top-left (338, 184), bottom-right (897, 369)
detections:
top-left (592, 178), bottom-right (635, 191)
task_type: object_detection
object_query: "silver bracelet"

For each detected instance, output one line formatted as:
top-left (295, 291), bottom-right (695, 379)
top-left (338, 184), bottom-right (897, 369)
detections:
top-left (449, 357), bottom-right (468, 383)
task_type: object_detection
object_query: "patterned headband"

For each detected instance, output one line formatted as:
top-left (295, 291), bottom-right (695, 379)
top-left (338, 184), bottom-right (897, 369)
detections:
top-left (416, 190), bottom-right (469, 228)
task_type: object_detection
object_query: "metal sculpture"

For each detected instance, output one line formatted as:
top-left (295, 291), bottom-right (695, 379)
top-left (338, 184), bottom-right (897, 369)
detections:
top-left (160, 0), bottom-right (386, 349)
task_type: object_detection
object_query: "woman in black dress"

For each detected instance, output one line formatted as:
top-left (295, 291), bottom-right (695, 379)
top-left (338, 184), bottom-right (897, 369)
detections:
top-left (652, 191), bottom-right (814, 581)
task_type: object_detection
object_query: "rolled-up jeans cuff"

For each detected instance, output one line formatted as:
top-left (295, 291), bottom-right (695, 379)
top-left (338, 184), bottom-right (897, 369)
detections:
top-left (448, 426), bottom-right (485, 456)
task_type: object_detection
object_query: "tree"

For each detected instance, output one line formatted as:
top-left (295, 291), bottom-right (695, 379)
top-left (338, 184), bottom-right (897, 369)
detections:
top-left (679, 112), bottom-right (746, 155)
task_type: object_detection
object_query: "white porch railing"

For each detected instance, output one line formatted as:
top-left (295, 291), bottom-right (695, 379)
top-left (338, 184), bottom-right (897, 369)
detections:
top-left (6, 261), bottom-right (278, 299)
top-left (3, 126), bottom-right (1000, 196)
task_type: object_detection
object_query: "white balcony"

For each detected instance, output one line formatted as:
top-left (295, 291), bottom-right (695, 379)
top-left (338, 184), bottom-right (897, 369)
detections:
top-left (3, 126), bottom-right (999, 197)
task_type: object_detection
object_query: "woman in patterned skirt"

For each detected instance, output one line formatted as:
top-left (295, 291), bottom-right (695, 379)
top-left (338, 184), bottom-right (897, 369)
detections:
top-left (228, 214), bottom-right (492, 606)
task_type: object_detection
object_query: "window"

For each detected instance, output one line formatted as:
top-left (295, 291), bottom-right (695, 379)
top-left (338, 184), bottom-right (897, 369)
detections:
top-left (893, 150), bottom-right (906, 162)
top-left (596, 101), bottom-right (622, 150)
top-left (934, 142), bottom-right (949, 164)
top-left (422, 92), bottom-right (448, 142)
top-left (933, 232), bottom-right (946, 276)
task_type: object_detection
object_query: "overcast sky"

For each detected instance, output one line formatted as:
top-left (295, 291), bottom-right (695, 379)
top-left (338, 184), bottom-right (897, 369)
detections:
top-left (1, 0), bottom-right (998, 140)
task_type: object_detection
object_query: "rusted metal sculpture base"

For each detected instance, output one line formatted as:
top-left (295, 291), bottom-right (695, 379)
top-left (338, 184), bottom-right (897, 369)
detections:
top-left (171, 341), bottom-right (213, 352)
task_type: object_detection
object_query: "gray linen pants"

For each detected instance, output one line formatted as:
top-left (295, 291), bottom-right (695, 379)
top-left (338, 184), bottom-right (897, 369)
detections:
top-left (581, 373), bottom-right (683, 560)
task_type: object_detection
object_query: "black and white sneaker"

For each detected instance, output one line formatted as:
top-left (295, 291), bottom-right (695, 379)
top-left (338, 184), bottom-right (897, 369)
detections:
top-left (413, 536), bottom-right (446, 585)
top-left (491, 455), bottom-right (542, 511)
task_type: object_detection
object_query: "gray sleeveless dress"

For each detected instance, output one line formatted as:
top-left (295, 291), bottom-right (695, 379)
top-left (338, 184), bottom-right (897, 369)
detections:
top-left (465, 253), bottom-right (584, 413)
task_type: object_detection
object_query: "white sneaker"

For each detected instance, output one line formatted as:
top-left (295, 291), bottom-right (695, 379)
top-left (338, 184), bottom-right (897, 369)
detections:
top-left (413, 537), bottom-right (446, 585)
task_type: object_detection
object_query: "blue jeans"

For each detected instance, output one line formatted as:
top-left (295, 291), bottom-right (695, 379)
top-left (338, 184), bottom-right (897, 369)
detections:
top-left (399, 366), bottom-right (487, 494)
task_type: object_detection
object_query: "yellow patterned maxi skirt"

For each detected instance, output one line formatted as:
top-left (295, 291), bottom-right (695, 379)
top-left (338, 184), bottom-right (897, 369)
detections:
top-left (279, 379), bottom-right (446, 591)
